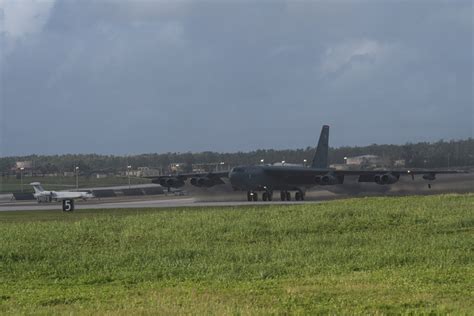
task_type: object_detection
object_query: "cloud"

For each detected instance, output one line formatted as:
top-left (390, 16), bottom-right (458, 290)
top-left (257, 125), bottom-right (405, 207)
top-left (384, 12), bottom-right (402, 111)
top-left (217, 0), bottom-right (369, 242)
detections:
top-left (1, 1), bottom-right (472, 155)
top-left (0, 0), bottom-right (56, 57)
top-left (0, 0), bottom-right (55, 38)
top-left (319, 38), bottom-right (391, 77)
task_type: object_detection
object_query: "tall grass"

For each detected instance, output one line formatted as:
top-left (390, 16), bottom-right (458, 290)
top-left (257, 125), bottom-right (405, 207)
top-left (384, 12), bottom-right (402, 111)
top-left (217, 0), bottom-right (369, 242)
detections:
top-left (0, 194), bottom-right (473, 314)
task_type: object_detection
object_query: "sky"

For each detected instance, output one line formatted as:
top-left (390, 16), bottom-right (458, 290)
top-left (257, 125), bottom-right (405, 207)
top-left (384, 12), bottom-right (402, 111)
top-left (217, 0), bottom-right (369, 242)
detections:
top-left (0, 0), bottom-right (472, 156)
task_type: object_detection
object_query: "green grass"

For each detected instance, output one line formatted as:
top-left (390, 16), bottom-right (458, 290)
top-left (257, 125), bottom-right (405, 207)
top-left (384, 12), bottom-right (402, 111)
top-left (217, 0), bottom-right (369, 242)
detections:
top-left (0, 176), bottom-right (151, 193)
top-left (0, 194), bottom-right (473, 314)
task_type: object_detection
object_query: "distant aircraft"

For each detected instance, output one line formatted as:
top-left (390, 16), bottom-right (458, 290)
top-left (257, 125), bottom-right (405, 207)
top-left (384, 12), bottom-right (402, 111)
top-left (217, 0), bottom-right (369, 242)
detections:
top-left (30, 182), bottom-right (94, 212)
top-left (148, 125), bottom-right (468, 201)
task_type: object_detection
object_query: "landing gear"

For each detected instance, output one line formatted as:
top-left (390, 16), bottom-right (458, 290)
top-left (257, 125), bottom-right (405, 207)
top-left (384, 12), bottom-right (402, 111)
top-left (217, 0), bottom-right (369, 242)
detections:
top-left (262, 191), bottom-right (273, 201)
top-left (247, 191), bottom-right (258, 201)
top-left (295, 191), bottom-right (302, 201)
top-left (280, 191), bottom-right (291, 201)
top-left (295, 191), bottom-right (305, 201)
top-left (247, 190), bottom-right (304, 202)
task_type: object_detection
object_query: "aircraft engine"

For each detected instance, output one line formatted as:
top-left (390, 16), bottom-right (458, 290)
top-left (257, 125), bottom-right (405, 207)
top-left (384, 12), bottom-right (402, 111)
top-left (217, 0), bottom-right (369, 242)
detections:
top-left (315, 174), bottom-right (344, 185)
top-left (190, 176), bottom-right (222, 187)
top-left (152, 177), bottom-right (185, 188)
top-left (374, 173), bottom-right (399, 185)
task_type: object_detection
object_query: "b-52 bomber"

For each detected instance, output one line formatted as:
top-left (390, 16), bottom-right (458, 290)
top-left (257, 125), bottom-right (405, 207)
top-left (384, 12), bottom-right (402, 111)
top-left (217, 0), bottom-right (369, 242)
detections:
top-left (149, 125), bottom-right (467, 201)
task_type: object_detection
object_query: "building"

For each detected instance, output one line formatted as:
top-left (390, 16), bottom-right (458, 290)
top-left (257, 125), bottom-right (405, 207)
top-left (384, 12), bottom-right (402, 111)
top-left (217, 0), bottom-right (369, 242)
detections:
top-left (394, 159), bottom-right (406, 167)
top-left (126, 167), bottom-right (162, 177)
top-left (192, 162), bottom-right (227, 173)
top-left (137, 167), bottom-right (161, 177)
top-left (12, 161), bottom-right (33, 174)
top-left (345, 155), bottom-right (390, 168)
top-left (169, 163), bottom-right (189, 173)
top-left (15, 161), bottom-right (33, 170)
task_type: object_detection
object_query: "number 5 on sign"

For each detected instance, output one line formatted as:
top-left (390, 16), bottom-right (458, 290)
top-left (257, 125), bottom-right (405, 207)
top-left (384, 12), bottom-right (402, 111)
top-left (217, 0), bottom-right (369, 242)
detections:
top-left (62, 199), bottom-right (74, 212)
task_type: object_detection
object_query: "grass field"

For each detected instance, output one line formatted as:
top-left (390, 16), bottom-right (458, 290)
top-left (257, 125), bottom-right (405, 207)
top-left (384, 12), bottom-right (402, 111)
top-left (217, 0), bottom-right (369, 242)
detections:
top-left (0, 176), bottom-right (151, 193)
top-left (0, 195), bottom-right (473, 314)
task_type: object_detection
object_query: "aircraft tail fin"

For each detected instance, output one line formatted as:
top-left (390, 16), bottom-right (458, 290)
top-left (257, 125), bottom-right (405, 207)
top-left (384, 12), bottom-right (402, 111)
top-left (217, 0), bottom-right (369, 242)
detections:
top-left (311, 125), bottom-right (329, 168)
top-left (30, 182), bottom-right (45, 194)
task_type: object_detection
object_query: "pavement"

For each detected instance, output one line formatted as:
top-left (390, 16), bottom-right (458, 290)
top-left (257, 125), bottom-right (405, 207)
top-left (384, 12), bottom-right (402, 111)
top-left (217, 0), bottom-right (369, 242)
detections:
top-left (0, 196), bottom-right (317, 212)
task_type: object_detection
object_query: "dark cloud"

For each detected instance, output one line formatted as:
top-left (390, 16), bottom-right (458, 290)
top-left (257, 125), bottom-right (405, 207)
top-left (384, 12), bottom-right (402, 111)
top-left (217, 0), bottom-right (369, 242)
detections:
top-left (1, 0), bottom-right (472, 155)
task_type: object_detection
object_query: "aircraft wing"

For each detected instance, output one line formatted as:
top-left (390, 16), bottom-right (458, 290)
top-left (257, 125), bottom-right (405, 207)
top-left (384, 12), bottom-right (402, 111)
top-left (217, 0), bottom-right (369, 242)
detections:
top-left (262, 166), bottom-right (467, 176)
top-left (145, 171), bottom-right (229, 188)
top-left (332, 169), bottom-right (468, 175)
top-left (262, 165), bottom-right (468, 185)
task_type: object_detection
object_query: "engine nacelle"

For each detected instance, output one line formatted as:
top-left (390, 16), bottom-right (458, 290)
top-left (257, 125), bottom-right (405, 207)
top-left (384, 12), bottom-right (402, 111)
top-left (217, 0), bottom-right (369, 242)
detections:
top-left (315, 173), bottom-right (344, 185)
top-left (374, 173), bottom-right (399, 185)
top-left (190, 176), bottom-right (223, 187)
top-left (152, 177), bottom-right (185, 188)
top-left (422, 173), bottom-right (436, 181)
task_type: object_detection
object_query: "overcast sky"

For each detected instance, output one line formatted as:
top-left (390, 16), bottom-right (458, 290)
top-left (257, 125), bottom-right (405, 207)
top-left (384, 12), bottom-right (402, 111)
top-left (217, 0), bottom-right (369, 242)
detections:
top-left (0, 0), bottom-right (472, 156)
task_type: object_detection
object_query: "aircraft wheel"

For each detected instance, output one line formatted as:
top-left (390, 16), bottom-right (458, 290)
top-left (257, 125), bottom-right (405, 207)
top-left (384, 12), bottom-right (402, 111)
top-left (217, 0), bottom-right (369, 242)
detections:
top-left (286, 192), bottom-right (291, 201)
top-left (247, 191), bottom-right (252, 202)
top-left (295, 192), bottom-right (301, 201)
top-left (252, 192), bottom-right (258, 201)
top-left (280, 191), bottom-right (286, 201)
top-left (262, 192), bottom-right (268, 201)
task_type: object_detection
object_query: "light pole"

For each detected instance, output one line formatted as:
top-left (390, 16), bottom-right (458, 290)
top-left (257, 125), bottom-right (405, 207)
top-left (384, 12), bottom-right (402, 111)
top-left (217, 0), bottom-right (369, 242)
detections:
top-left (75, 166), bottom-right (79, 190)
top-left (344, 157), bottom-right (348, 164)
top-left (260, 159), bottom-right (264, 164)
top-left (303, 159), bottom-right (307, 167)
top-left (20, 167), bottom-right (24, 192)
top-left (219, 162), bottom-right (225, 171)
top-left (127, 165), bottom-right (132, 189)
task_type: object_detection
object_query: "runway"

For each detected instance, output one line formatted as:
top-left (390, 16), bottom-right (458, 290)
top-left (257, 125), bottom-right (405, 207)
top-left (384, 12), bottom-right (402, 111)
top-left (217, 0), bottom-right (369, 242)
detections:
top-left (0, 196), bottom-right (317, 212)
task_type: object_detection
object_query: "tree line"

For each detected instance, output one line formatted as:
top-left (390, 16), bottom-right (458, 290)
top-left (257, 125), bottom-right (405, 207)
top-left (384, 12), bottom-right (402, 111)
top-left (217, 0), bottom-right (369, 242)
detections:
top-left (1, 138), bottom-right (473, 175)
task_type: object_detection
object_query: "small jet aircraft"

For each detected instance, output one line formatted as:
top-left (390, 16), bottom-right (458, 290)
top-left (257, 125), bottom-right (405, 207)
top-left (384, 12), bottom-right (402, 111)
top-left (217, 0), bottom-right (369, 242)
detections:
top-left (148, 125), bottom-right (468, 201)
top-left (30, 182), bottom-right (94, 212)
